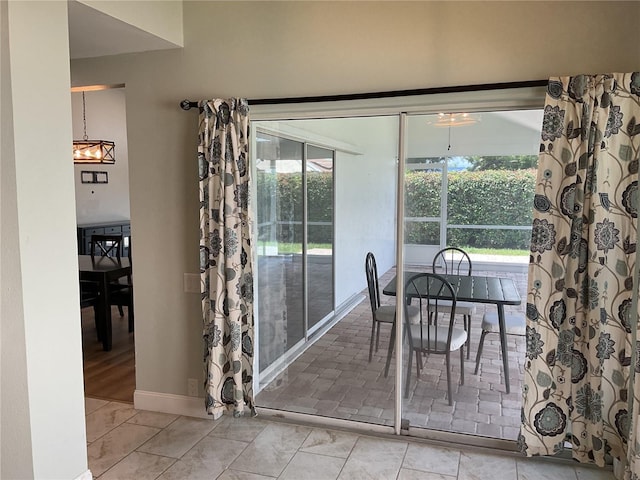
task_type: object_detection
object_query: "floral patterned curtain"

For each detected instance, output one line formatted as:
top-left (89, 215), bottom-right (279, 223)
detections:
top-left (520, 74), bottom-right (640, 478)
top-left (198, 98), bottom-right (255, 418)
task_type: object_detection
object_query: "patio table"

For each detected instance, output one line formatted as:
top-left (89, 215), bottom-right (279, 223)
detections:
top-left (382, 272), bottom-right (522, 393)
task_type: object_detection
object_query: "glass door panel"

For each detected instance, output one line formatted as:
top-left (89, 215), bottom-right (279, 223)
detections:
top-left (401, 109), bottom-right (542, 441)
top-left (256, 132), bottom-right (305, 373)
top-left (306, 145), bottom-right (334, 331)
top-left (255, 115), bottom-right (399, 427)
top-left (404, 120), bottom-right (447, 266)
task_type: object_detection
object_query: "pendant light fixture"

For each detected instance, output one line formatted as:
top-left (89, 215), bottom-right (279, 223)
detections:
top-left (73, 91), bottom-right (115, 164)
top-left (428, 112), bottom-right (481, 151)
top-left (432, 112), bottom-right (481, 128)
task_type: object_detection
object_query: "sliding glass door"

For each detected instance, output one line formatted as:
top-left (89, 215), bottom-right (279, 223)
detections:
top-left (255, 131), bottom-right (336, 376)
top-left (251, 90), bottom-right (545, 447)
top-left (255, 132), bottom-right (305, 373)
top-left (401, 109), bottom-right (541, 442)
top-left (306, 145), bottom-right (334, 332)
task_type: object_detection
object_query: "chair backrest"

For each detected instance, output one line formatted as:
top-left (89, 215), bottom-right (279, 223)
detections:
top-left (91, 234), bottom-right (123, 260)
top-left (432, 247), bottom-right (472, 276)
top-left (404, 272), bottom-right (457, 354)
top-left (365, 252), bottom-right (381, 314)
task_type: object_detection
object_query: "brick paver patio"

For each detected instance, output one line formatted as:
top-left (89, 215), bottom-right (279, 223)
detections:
top-left (256, 264), bottom-right (529, 441)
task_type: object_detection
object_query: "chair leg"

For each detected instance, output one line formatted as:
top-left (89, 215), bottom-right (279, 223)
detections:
top-left (459, 346), bottom-right (465, 385)
top-left (445, 352), bottom-right (453, 406)
top-left (128, 303), bottom-right (134, 333)
top-left (474, 330), bottom-right (489, 375)
top-left (369, 319), bottom-right (376, 362)
top-left (415, 350), bottom-right (422, 377)
top-left (375, 322), bottom-right (381, 352)
top-left (117, 304), bottom-right (125, 317)
top-left (405, 347), bottom-right (413, 398)
top-left (465, 314), bottom-right (471, 359)
top-left (384, 321), bottom-right (396, 377)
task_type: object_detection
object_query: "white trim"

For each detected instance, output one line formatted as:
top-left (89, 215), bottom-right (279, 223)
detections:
top-left (406, 425), bottom-right (518, 452)
top-left (74, 470), bottom-right (93, 480)
top-left (256, 406), bottom-right (520, 454)
top-left (256, 123), bottom-right (363, 155)
top-left (474, 260), bottom-right (529, 273)
top-left (257, 407), bottom-right (395, 437)
top-left (251, 86), bottom-right (546, 121)
top-left (134, 390), bottom-right (216, 420)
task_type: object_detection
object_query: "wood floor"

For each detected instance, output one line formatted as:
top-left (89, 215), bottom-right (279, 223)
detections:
top-left (81, 305), bottom-right (135, 403)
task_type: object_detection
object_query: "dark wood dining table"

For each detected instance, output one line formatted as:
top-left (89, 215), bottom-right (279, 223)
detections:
top-left (383, 272), bottom-right (522, 393)
top-left (78, 255), bottom-right (131, 351)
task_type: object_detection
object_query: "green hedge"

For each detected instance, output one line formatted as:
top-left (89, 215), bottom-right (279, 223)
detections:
top-left (257, 169), bottom-right (535, 249)
top-left (256, 172), bottom-right (333, 244)
top-left (405, 169), bottom-right (536, 249)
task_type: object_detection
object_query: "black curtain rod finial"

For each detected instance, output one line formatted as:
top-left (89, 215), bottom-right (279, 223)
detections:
top-left (180, 100), bottom-right (199, 110)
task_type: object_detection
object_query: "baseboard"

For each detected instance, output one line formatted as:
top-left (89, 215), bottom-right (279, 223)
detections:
top-left (134, 390), bottom-right (215, 420)
top-left (74, 469), bottom-right (93, 480)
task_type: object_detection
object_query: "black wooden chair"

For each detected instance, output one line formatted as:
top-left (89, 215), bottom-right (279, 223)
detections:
top-left (90, 234), bottom-right (123, 259)
top-left (91, 234), bottom-right (134, 332)
top-left (110, 239), bottom-right (134, 332)
top-left (79, 279), bottom-right (104, 341)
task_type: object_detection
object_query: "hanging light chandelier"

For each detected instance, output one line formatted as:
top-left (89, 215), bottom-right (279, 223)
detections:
top-left (431, 112), bottom-right (481, 128)
top-left (72, 91), bottom-right (115, 164)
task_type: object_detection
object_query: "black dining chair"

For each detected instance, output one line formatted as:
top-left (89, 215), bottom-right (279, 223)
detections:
top-left (474, 311), bottom-right (525, 375)
top-left (79, 279), bottom-right (104, 341)
top-left (365, 252), bottom-right (419, 362)
top-left (431, 247), bottom-right (475, 358)
top-left (110, 238), bottom-right (134, 332)
top-left (90, 234), bottom-right (123, 259)
top-left (91, 234), bottom-right (134, 332)
top-left (404, 272), bottom-right (467, 404)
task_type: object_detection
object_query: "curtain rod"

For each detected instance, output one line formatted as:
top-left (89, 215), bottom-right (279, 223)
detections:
top-left (179, 79), bottom-right (549, 110)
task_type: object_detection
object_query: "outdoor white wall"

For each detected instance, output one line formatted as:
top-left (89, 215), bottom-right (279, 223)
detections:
top-left (2, 1), bottom-right (89, 479)
top-left (69, 1), bottom-right (640, 402)
top-left (274, 116), bottom-right (400, 306)
top-left (72, 88), bottom-right (130, 224)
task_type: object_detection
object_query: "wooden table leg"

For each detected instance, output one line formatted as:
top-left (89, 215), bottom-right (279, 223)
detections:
top-left (497, 304), bottom-right (510, 394)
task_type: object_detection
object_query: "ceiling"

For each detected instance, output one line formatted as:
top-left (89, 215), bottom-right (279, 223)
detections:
top-left (67, 0), bottom-right (180, 60)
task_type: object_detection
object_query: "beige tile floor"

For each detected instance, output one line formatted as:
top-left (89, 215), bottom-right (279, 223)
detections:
top-left (86, 397), bottom-right (615, 479)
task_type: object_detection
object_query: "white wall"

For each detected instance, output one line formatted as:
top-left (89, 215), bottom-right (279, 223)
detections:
top-left (78, 0), bottom-right (184, 47)
top-left (272, 116), bottom-right (400, 306)
top-left (2, 1), bottom-right (89, 478)
top-left (72, 88), bottom-right (130, 224)
top-left (69, 1), bottom-right (640, 403)
top-left (1, 1), bottom-right (34, 477)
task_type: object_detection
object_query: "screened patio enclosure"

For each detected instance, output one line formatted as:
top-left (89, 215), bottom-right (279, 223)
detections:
top-left (251, 91), bottom-right (545, 444)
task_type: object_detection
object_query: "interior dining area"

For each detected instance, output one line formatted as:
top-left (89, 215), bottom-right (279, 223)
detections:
top-left (73, 86), bottom-right (136, 404)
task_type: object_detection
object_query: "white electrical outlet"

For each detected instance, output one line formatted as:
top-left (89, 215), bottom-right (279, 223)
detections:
top-left (183, 273), bottom-right (200, 294)
top-left (187, 378), bottom-right (198, 397)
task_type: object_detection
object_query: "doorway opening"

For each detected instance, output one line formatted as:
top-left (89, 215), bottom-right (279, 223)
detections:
top-left (73, 85), bottom-right (135, 403)
top-left (252, 91), bottom-right (544, 447)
